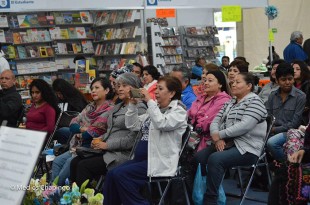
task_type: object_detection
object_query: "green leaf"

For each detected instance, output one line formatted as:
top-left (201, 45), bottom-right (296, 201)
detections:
top-left (52, 176), bottom-right (59, 186)
top-left (80, 179), bottom-right (89, 194)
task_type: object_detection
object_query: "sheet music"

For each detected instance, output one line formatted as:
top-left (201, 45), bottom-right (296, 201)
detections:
top-left (0, 126), bottom-right (46, 205)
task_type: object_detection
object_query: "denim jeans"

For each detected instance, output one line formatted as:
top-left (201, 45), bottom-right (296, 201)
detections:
top-left (51, 151), bottom-right (74, 185)
top-left (54, 127), bottom-right (71, 144)
top-left (194, 145), bottom-right (257, 205)
top-left (266, 132), bottom-right (287, 161)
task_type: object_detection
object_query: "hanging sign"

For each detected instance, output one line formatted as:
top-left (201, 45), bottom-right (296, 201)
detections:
top-left (147, 0), bottom-right (158, 6)
top-left (221, 5), bottom-right (242, 22)
top-left (268, 29), bottom-right (274, 42)
top-left (156, 9), bottom-right (176, 18)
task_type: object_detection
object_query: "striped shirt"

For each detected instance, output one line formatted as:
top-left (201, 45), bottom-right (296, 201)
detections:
top-left (210, 92), bottom-right (267, 157)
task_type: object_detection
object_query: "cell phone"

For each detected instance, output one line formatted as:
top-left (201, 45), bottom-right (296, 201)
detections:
top-left (130, 88), bottom-right (142, 98)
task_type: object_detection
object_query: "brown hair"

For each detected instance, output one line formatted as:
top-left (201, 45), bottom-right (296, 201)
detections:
top-left (204, 63), bottom-right (219, 72)
top-left (229, 60), bottom-right (249, 73)
top-left (158, 76), bottom-right (182, 101)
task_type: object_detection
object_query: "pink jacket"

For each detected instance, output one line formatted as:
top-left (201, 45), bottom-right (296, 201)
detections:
top-left (188, 91), bottom-right (231, 151)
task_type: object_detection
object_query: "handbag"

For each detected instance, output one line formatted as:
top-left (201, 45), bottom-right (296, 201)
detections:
top-left (76, 147), bottom-right (105, 159)
top-left (192, 163), bottom-right (226, 205)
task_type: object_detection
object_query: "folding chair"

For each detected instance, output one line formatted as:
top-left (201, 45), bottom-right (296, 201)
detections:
top-left (226, 115), bottom-right (275, 205)
top-left (147, 125), bottom-right (192, 205)
top-left (33, 111), bottom-right (79, 178)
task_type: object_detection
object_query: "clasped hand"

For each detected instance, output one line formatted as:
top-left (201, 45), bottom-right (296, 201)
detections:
top-left (211, 132), bottom-right (225, 152)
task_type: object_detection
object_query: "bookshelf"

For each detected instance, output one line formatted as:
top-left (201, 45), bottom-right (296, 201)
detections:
top-left (92, 10), bottom-right (142, 72)
top-left (180, 26), bottom-right (220, 68)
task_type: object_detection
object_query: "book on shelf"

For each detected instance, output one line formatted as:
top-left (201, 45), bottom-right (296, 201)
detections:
top-left (175, 55), bottom-right (183, 63)
top-left (85, 27), bottom-right (94, 39)
top-left (74, 73), bottom-right (89, 91)
top-left (61, 73), bottom-right (75, 85)
top-left (213, 37), bottom-right (220, 45)
top-left (7, 45), bottom-right (16, 59)
top-left (54, 12), bottom-right (64, 25)
top-left (17, 14), bottom-right (40, 28)
top-left (72, 42), bottom-right (83, 54)
top-left (0, 15), bottom-right (8, 27)
top-left (94, 11), bottom-right (109, 26)
top-left (108, 11), bottom-right (117, 25)
top-left (80, 11), bottom-right (93, 24)
top-left (27, 29), bottom-right (39, 42)
top-left (68, 27), bottom-right (78, 39)
top-left (38, 30), bottom-right (51, 42)
top-left (46, 15), bottom-right (55, 26)
top-left (113, 43), bottom-right (121, 55)
top-left (187, 49), bottom-right (199, 58)
top-left (72, 12), bottom-right (82, 24)
top-left (49, 27), bottom-right (61, 40)
top-left (19, 31), bottom-right (29, 43)
top-left (60, 29), bottom-right (69, 39)
top-left (87, 69), bottom-right (96, 83)
top-left (176, 46), bottom-right (182, 54)
top-left (66, 43), bottom-right (74, 54)
top-left (25, 46), bottom-right (40, 58)
top-left (9, 61), bottom-right (18, 75)
top-left (37, 13), bottom-right (48, 26)
top-left (63, 12), bottom-right (73, 24)
top-left (186, 27), bottom-right (198, 35)
top-left (4, 31), bottom-right (13, 43)
top-left (76, 27), bottom-right (86, 38)
top-left (57, 43), bottom-right (68, 54)
top-left (39, 46), bottom-right (48, 57)
top-left (13, 32), bottom-right (22, 44)
top-left (115, 10), bottom-right (126, 24)
top-left (0, 29), bottom-right (5, 43)
top-left (81, 40), bottom-right (94, 53)
top-left (46, 46), bottom-right (54, 57)
top-left (17, 46), bottom-right (27, 59)
top-left (125, 10), bottom-right (137, 22)
top-left (8, 15), bottom-right (19, 28)
top-left (75, 59), bottom-right (89, 73)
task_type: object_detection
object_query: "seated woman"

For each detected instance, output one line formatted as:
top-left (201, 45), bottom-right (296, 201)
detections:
top-left (188, 70), bottom-right (231, 151)
top-left (70, 73), bottom-right (147, 187)
top-left (102, 76), bottom-right (187, 205)
top-left (227, 60), bottom-right (249, 84)
top-left (195, 63), bottom-right (219, 96)
top-left (194, 73), bottom-right (267, 204)
top-left (52, 78), bottom-right (89, 144)
top-left (142, 65), bottom-right (161, 100)
top-left (51, 77), bottom-right (114, 185)
top-left (268, 124), bottom-right (310, 205)
top-left (292, 60), bottom-right (310, 91)
top-left (26, 79), bottom-right (60, 136)
top-left (52, 78), bottom-right (88, 112)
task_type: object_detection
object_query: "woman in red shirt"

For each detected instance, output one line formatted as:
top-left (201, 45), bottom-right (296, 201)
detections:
top-left (26, 79), bottom-right (60, 135)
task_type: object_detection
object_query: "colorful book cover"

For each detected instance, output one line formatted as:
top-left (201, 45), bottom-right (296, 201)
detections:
top-left (53, 12), bottom-right (64, 25)
top-left (7, 45), bottom-right (16, 59)
top-left (46, 46), bottom-right (54, 57)
top-left (75, 59), bottom-right (88, 73)
top-left (39, 46), bottom-right (48, 57)
top-left (66, 43), bottom-right (74, 53)
top-left (80, 11), bottom-right (93, 24)
top-left (17, 46), bottom-right (27, 59)
top-left (4, 31), bottom-right (13, 43)
top-left (72, 12), bottom-right (82, 24)
top-left (108, 11), bottom-right (117, 24)
top-left (8, 15), bottom-right (19, 28)
top-left (13, 32), bottom-right (21, 44)
top-left (72, 42), bottom-right (82, 54)
top-left (17, 14), bottom-right (39, 28)
top-left (68, 27), bottom-right (77, 39)
top-left (63, 12), bottom-right (73, 24)
top-left (57, 43), bottom-right (67, 54)
top-left (60, 29), bottom-right (69, 39)
top-left (49, 27), bottom-right (61, 40)
top-left (46, 15), bottom-right (55, 25)
top-left (74, 73), bottom-right (89, 90)
top-left (19, 31), bottom-right (29, 43)
top-left (76, 27), bottom-right (86, 38)
top-left (87, 69), bottom-right (96, 83)
top-left (9, 61), bottom-right (18, 75)
top-left (85, 27), bottom-right (94, 39)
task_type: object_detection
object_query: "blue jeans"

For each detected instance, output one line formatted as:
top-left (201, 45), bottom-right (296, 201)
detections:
top-left (194, 145), bottom-right (257, 205)
top-left (54, 127), bottom-right (71, 144)
top-left (51, 151), bottom-right (74, 185)
top-left (267, 132), bottom-right (287, 161)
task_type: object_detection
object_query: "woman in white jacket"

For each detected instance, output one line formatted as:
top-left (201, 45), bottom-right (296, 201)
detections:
top-left (103, 75), bottom-right (188, 205)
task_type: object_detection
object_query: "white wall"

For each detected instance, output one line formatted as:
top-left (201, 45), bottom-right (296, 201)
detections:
top-left (242, 0), bottom-right (310, 69)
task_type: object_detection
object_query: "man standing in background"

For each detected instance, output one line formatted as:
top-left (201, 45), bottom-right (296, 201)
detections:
top-left (219, 56), bottom-right (230, 73)
top-left (283, 31), bottom-right (308, 64)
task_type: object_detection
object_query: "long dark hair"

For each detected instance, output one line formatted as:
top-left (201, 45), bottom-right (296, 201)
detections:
top-left (291, 60), bottom-right (310, 85)
top-left (29, 79), bottom-right (61, 116)
top-left (52, 78), bottom-right (88, 112)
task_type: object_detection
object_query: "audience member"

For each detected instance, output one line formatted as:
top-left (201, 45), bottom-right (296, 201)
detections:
top-left (266, 62), bottom-right (306, 161)
top-left (132, 62), bottom-right (143, 78)
top-left (192, 56), bottom-right (206, 80)
top-left (303, 38), bottom-right (310, 66)
top-left (103, 76), bottom-right (187, 205)
top-left (52, 78), bottom-right (88, 112)
top-left (219, 56), bottom-right (230, 72)
top-left (171, 67), bottom-right (196, 110)
top-left (26, 79), bottom-right (60, 135)
top-left (0, 43), bottom-right (10, 73)
top-left (283, 31), bottom-right (308, 63)
top-left (292, 60), bottom-right (310, 91)
top-left (109, 67), bottom-right (131, 104)
top-left (194, 73), bottom-right (267, 204)
top-left (195, 63), bottom-right (219, 96)
top-left (142, 65), bottom-right (161, 100)
top-left (0, 70), bottom-right (22, 127)
top-left (188, 70), bottom-right (231, 151)
top-left (258, 59), bottom-right (286, 103)
top-left (70, 73), bottom-right (147, 187)
top-left (227, 60), bottom-right (249, 83)
top-left (51, 77), bottom-right (114, 185)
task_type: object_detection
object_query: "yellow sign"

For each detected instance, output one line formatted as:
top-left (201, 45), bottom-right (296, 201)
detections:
top-left (156, 9), bottom-right (176, 18)
top-left (269, 29), bottom-right (274, 42)
top-left (222, 5), bottom-right (242, 22)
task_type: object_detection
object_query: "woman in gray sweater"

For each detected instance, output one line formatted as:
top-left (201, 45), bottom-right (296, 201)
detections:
top-left (194, 73), bottom-right (267, 205)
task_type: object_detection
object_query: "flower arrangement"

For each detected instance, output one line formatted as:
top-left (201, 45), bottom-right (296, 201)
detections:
top-left (265, 5), bottom-right (278, 20)
top-left (23, 174), bottom-right (103, 205)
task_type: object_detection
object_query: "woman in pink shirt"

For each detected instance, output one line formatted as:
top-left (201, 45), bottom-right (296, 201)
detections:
top-left (188, 70), bottom-right (231, 151)
top-left (142, 65), bottom-right (161, 100)
top-left (26, 79), bottom-right (60, 135)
